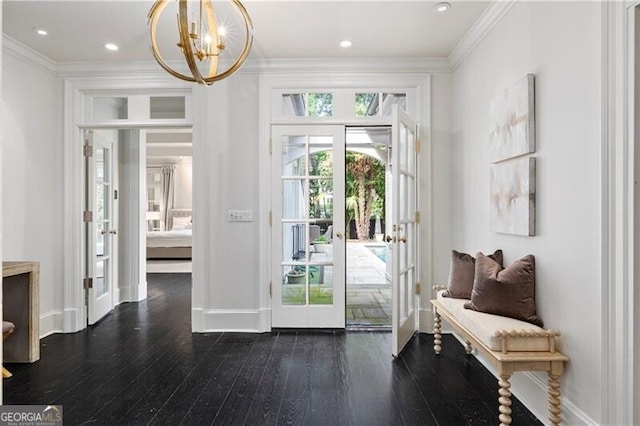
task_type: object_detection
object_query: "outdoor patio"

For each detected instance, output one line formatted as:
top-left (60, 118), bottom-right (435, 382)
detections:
top-left (346, 241), bottom-right (391, 327)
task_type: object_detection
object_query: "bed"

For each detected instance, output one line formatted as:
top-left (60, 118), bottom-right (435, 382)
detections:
top-left (146, 209), bottom-right (192, 259)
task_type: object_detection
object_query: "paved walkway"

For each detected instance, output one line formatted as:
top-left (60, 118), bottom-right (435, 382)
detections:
top-left (346, 242), bottom-right (391, 327)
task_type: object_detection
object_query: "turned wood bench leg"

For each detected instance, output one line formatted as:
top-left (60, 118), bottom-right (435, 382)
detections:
top-left (433, 309), bottom-right (442, 354)
top-left (548, 364), bottom-right (563, 426)
top-left (498, 373), bottom-right (513, 426)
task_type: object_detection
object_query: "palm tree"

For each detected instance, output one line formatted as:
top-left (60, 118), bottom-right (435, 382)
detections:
top-left (346, 153), bottom-right (382, 240)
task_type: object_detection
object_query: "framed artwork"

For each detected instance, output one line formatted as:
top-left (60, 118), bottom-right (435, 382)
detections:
top-left (489, 74), bottom-right (535, 163)
top-left (490, 157), bottom-right (536, 236)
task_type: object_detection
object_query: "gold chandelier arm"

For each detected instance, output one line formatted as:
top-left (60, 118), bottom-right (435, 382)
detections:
top-left (202, 0), bottom-right (253, 84)
top-left (178, 0), bottom-right (206, 84)
top-left (203, 0), bottom-right (219, 78)
top-left (148, 0), bottom-right (198, 83)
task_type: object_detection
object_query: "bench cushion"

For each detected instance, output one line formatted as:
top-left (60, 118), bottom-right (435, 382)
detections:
top-left (437, 290), bottom-right (550, 352)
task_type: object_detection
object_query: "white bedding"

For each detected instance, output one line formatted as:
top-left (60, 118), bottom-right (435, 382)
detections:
top-left (146, 229), bottom-right (192, 248)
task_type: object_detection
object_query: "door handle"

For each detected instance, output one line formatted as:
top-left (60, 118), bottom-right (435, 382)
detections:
top-left (335, 231), bottom-right (344, 239)
top-left (109, 229), bottom-right (117, 235)
top-left (399, 236), bottom-right (407, 243)
top-left (385, 235), bottom-right (396, 243)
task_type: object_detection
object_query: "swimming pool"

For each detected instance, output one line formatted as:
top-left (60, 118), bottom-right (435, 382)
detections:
top-left (366, 245), bottom-right (387, 262)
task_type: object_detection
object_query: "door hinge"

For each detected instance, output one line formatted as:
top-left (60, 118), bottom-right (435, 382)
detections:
top-left (415, 211), bottom-right (421, 224)
top-left (415, 283), bottom-right (421, 295)
top-left (83, 277), bottom-right (93, 289)
top-left (83, 143), bottom-right (93, 157)
top-left (83, 210), bottom-right (93, 222)
top-left (269, 281), bottom-right (272, 298)
top-left (269, 210), bottom-right (272, 227)
top-left (269, 138), bottom-right (273, 155)
top-left (114, 189), bottom-right (118, 200)
top-left (415, 139), bottom-right (421, 153)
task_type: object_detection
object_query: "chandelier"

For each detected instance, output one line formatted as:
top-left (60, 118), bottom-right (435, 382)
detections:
top-left (148, 0), bottom-right (254, 85)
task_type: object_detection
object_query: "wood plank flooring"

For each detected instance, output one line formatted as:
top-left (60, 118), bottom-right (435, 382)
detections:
top-left (3, 273), bottom-right (542, 425)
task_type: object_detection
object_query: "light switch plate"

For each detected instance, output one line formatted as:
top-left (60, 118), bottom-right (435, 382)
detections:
top-left (227, 209), bottom-right (253, 222)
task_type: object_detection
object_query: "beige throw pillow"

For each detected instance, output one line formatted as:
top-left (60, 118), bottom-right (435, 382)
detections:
top-left (442, 249), bottom-right (503, 299)
top-left (464, 253), bottom-right (543, 327)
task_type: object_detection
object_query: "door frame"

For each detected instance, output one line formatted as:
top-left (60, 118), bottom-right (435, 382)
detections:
top-left (602, 2), bottom-right (639, 424)
top-left (63, 76), bottom-right (193, 333)
top-left (257, 72), bottom-right (432, 332)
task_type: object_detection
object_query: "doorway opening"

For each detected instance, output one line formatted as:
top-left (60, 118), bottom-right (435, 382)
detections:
top-left (345, 126), bottom-right (392, 329)
top-left (145, 129), bottom-right (193, 275)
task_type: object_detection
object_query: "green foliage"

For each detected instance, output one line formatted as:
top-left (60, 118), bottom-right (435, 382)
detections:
top-left (355, 93), bottom-right (376, 117)
top-left (282, 285), bottom-right (333, 305)
top-left (309, 151), bottom-right (333, 219)
top-left (307, 93), bottom-right (333, 117)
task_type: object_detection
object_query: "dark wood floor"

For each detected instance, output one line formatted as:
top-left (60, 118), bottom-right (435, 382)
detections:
top-left (4, 274), bottom-right (542, 425)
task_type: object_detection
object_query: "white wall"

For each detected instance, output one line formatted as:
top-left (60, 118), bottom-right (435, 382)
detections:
top-left (118, 129), bottom-right (146, 303)
top-left (193, 73), bottom-right (261, 330)
top-left (174, 159), bottom-right (192, 209)
top-left (451, 2), bottom-right (601, 423)
top-left (2, 51), bottom-right (63, 336)
top-left (430, 72), bottom-right (453, 292)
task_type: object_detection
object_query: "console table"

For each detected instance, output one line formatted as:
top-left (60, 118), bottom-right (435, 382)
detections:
top-left (3, 261), bottom-right (39, 362)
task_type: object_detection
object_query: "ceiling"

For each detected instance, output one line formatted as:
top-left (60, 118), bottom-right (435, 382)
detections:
top-left (2, 1), bottom-right (490, 64)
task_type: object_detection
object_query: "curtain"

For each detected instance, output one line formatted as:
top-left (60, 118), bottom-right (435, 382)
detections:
top-left (161, 165), bottom-right (175, 230)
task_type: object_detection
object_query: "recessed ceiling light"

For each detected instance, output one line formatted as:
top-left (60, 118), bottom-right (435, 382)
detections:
top-left (434, 2), bottom-right (451, 12)
top-left (33, 28), bottom-right (48, 36)
top-left (340, 40), bottom-right (352, 48)
top-left (104, 43), bottom-right (119, 51)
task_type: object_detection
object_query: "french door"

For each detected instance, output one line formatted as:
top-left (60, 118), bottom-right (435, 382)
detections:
top-left (271, 125), bottom-right (346, 328)
top-left (84, 130), bottom-right (117, 325)
top-left (391, 105), bottom-right (419, 356)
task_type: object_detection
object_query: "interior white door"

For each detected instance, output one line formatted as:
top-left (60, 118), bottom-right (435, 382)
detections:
top-left (391, 105), bottom-right (419, 356)
top-left (271, 125), bottom-right (346, 328)
top-left (85, 130), bottom-right (117, 325)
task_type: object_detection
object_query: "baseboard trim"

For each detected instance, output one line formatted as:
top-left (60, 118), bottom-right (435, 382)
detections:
top-left (63, 308), bottom-right (82, 333)
top-left (39, 310), bottom-right (64, 338)
top-left (118, 281), bottom-right (147, 303)
top-left (195, 308), bottom-right (271, 333)
top-left (418, 306), bottom-right (432, 332)
top-left (441, 331), bottom-right (596, 425)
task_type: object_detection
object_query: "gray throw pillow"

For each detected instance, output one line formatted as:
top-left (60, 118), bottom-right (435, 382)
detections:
top-left (442, 249), bottom-right (503, 299)
top-left (464, 253), bottom-right (543, 327)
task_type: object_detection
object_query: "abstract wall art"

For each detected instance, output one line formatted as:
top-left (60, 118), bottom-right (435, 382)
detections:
top-left (490, 156), bottom-right (536, 236)
top-left (489, 74), bottom-right (535, 163)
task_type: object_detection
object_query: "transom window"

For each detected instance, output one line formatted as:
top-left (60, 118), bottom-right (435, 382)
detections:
top-left (282, 93), bottom-right (333, 117)
top-left (273, 88), bottom-right (411, 122)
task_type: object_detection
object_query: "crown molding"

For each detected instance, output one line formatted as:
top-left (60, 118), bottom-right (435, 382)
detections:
top-left (55, 60), bottom-right (175, 78)
top-left (448, 0), bottom-right (517, 71)
top-left (243, 57), bottom-right (451, 74)
top-left (2, 34), bottom-right (57, 74)
top-left (56, 56), bottom-right (451, 78)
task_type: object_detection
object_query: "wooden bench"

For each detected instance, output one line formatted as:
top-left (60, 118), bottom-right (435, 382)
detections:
top-left (431, 289), bottom-right (568, 426)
